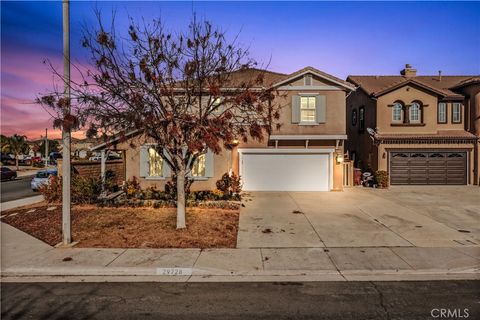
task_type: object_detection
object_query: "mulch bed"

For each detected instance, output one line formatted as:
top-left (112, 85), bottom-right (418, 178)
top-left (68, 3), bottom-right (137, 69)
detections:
top-left (1, 202), bottom-right (239, 248)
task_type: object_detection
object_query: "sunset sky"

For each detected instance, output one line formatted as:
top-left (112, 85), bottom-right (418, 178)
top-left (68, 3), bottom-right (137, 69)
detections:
top-left (1, 1), bottom-right (479, 140)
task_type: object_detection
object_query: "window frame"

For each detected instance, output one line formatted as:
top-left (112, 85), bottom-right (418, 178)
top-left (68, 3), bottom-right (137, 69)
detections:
top-left (300, 96), bottom-right (316, 123)
top-left (191, 153), bottom-right (207, 178)
top-left (409, 102), bottom-right (421, 124)
top-left (437, 102), bottom-right (447, 124)
top-left (452, 102), bottom-right (462, 123)
top-left (351, 108), bottom-right (357, 126)
top-left (392, 102), bottom-right (404, 123)
top-left (358, 106), bottom-right (365, 133)
top-left (147, 147), bottom-right (164, 179)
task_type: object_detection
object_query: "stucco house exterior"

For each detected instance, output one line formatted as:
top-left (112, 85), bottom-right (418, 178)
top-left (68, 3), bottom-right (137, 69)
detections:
top-left (92, 67), bottom-right (355, 192)
top-left (346, 64), bottom-right (480, 185)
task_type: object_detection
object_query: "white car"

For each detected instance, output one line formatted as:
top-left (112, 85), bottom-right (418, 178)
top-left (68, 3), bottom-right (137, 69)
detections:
top-left (31, 169), bottom-right (57, 191)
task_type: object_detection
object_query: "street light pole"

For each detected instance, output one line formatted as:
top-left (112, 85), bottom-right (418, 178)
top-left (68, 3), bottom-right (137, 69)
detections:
top-left (62, 0), bottom-right (71, 245)
top-left (45, 128), bottom-right (48, 167)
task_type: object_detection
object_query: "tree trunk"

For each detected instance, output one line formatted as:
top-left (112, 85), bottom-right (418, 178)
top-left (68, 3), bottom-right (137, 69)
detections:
top-left (176, 166), bottom-right (187, 229)
top-left (15, 154), bottom-right (19, 170)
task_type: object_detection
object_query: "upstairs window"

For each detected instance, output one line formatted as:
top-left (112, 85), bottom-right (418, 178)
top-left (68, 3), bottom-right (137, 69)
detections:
top-left (300, 96), bottom-right (316, 122)
top-left (359, 106), bottom-right (365, 132)
top-left (409, 102), bottom-right (421, 123)
top-left (351, 108), bottom-right (357, 126)
top-left (452, 103), bottom-right (462, 123)
top-left (438, 102), bottom-right (447, 123)
top-left (392, 102), bottom-right (403, 123)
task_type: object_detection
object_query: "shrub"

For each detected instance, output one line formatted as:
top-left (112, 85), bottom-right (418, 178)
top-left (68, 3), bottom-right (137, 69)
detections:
top-left (124, 176), bottom-right (141, 198)
top-left (39, 175), bottom-right (62, 202)
top-left (375, 170), bottom-right (389, 188)
top-left (71, 176), bottom-right (102, 203)
top-left (39, 174), bottom-right (102, 204)
top-left (216, 172), bottom-right (242, 199)
top-left (164, 174), bottom-right (192, 199)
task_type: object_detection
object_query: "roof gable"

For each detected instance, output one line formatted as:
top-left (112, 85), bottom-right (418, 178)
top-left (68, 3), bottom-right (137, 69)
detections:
top-left (347, 75), bottom-right (475, 99)
top-left (274, 66), bottom-right (355, 91)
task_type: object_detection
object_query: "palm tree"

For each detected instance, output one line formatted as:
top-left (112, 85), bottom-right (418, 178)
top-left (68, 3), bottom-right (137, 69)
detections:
top-left (1, 134), bottom-right (28, 170)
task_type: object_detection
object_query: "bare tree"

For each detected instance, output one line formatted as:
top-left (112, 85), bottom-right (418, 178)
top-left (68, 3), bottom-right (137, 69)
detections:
top-left (38, 14), bottom-right (281, 228)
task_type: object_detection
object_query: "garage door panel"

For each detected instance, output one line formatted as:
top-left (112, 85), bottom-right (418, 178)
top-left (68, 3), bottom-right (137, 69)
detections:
top-left (390, 151), bottom-right (467, 185)
top-left (241, 153), bottom-right (330, 191)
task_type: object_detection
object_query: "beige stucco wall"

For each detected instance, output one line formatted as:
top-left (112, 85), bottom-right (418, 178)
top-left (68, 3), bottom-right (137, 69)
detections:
top-left (377, 143), bottom-right (475, 184)
top-left (108, 73), bottom-right (349, 191)
top-left (376, 85), bottom-right (464, 134)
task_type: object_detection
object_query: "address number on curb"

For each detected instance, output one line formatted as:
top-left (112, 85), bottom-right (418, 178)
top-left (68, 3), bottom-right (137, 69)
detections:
top-left (156, 268), bottom-right (193, 276)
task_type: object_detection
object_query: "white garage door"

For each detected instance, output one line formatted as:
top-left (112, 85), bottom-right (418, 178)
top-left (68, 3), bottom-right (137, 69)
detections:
top-left (240, 152), bottom-right (331, 191)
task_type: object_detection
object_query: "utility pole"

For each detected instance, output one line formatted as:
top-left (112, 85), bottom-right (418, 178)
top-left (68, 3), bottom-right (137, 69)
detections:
top-left (62, 0), bottom-right (71, 245)
top-left (45, 128), bottom-right (48, 167)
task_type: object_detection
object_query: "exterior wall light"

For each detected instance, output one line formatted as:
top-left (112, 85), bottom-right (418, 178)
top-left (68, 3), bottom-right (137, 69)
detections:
top-left (336, 154), bottom-right (344, 164)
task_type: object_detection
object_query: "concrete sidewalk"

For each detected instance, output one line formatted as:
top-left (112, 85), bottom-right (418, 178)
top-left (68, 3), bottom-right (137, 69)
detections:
top-left (1, 222), bottom-right (479, 282)
top-left (0, 195), bottom-right (44, 212)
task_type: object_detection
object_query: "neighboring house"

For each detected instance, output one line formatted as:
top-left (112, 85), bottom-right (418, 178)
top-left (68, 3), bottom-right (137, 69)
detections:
top-left (91, 67), bottom-right (355, 191)
top-left (346, 64), bottom-right (480, 185)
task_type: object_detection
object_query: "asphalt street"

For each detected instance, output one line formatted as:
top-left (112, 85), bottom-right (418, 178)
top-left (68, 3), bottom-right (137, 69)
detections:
top-left (0, 174), bottom-right (37, 203)
top-left (1, 281), bottom-right (478, 320)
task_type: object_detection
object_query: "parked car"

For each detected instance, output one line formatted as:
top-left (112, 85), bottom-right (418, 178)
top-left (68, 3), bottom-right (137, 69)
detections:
top-left (0, 167), bottom-right (17, 181)
top-left (31, 169), bottom-right (57, 191)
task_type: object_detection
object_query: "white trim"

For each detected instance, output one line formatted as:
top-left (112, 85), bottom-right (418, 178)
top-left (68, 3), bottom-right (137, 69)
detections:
top-left (269, 135), bottom-right (347, 140)
top-left (90, 129), bottom-right (140, 151)
top-left (238, 148), bottom-right (336, 154)
top-left (238, 148), bottom-right (335, 191)
top-left (145, 176), bottom-right (166, 181)
top-left (298, 122), bottom-right (318, 126)
top-left (279, 85), bottom-right (342, 91)
top-left (273, 69), bottom-right (355, 91)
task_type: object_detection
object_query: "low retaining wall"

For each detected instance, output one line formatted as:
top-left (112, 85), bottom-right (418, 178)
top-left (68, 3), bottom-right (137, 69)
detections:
top-left (57, 159), bottom-right (125, 185)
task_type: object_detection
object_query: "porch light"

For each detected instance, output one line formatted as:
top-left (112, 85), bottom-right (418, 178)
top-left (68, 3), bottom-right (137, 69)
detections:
top-left (231, 139), bottom-right (239, 146)
top-left (336, 154), bottom-right (344, 164)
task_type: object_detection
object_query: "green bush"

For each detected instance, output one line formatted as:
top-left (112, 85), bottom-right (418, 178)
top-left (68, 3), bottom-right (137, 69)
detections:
top-left (375, 170), bottom-right (389, 188)
top-left (39, 174), bottom-right (102, 204)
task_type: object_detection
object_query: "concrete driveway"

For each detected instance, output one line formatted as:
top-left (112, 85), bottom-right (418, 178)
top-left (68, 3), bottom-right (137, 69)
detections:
top-left (237, 187), bottom-right (480, 248)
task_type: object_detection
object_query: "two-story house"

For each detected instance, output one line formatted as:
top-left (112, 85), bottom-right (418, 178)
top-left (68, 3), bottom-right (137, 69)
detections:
top-left (346, 64), bottom-right (479, 185)
top-left (92, 67), bottom-right (355, 191)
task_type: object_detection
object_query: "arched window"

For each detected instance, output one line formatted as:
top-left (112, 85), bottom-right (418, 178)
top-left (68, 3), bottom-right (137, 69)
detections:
top-left (409, 102), bottom-right (421, 123)
top-left (392, 102), bottom-right (403, 123)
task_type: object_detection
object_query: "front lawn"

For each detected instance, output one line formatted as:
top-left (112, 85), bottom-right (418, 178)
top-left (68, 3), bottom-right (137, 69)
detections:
top-left (1, 203), bottom-right (239, 248)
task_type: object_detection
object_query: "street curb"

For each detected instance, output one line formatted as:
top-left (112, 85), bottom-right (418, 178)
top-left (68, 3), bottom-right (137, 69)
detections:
top-left (1, 268), bottom-right (479, 282)
top-left (0, 195), bottom-right (44, 212)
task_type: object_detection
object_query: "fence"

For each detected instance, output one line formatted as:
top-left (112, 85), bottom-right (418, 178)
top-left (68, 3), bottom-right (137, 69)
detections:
top-left (57, 159), bottom-right (125, 185)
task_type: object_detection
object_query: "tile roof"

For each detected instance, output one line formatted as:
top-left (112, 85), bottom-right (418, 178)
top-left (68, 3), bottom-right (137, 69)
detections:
top-left (376, 130), bottom-right (477, 140)
top-left (347, 75), bottom-right (477, 99)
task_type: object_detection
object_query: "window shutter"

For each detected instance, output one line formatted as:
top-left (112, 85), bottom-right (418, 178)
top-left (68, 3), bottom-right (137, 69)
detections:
top-left (316, 95), bottom-right (326, 123)
top-left (205, 149), bottom-right (214, 178)
top-left (162, 150), bottom-right (172, 177)
top-left (139, 145), bottom-right (149, 177)
top-left (291, 95), bottom-right (300, 123)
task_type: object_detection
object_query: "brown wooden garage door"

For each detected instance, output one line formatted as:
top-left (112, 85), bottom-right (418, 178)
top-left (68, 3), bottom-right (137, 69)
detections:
top-left (390, 151), bottom-right (467, 185)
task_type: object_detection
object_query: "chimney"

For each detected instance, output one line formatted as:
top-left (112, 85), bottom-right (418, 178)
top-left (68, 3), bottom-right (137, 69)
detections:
top-left (438, 70), bottom-right (442, 81)
top-left (400, 64), bottom-right (417, 78)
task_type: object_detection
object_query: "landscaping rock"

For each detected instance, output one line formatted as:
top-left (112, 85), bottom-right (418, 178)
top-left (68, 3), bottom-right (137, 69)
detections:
top-left (46, 207), bottom-right (57, 211)
top-left (26, 209), bottom-right (37, 213)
